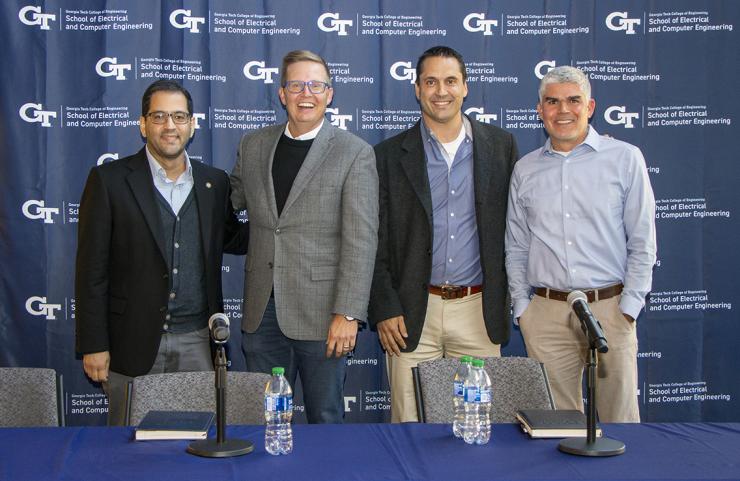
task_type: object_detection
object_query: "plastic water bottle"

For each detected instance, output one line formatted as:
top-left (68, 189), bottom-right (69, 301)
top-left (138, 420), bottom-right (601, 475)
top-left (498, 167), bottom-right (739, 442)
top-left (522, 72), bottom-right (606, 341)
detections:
top-left (264, 366), bottom-right (293, 455)
top-left (462, 359), bottom-right (492, 445)
top-left (461, 359), bottom-right (479, 444)
top-left (474, 359), bottom-right (492, 445)
top-left (452, 355), bottom-right (473, 438)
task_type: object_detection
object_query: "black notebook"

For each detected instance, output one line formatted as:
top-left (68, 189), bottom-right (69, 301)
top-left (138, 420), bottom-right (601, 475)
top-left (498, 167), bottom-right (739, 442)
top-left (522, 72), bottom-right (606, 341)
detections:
top-left (135, 410), bottom-right (214, 441)
top-left (515, 409), bottom-right (602, 438)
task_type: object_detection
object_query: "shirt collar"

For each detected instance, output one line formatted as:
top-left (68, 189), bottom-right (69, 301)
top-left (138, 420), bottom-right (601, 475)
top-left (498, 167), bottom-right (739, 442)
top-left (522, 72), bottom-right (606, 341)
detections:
top-left (145, 146), bottom-right (192, 184)
top-left (285, 119), bottom-right (324, 140)
top-left (420, 114), bottom-right (472, 145)
top-left (543, 125), bottom-right (602, 156)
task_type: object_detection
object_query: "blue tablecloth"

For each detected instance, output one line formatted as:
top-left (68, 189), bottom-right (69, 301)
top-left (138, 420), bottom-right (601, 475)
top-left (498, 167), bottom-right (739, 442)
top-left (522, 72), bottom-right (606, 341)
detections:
top-left (1, 422), bottom-right (738, 481)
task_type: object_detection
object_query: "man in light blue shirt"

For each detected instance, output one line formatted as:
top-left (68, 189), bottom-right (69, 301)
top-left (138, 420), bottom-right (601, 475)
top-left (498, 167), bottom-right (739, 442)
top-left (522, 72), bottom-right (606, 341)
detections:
top-left (505, 66), bottom-right (656, 422)
top-left (370, 46), bottom-right (518, 422)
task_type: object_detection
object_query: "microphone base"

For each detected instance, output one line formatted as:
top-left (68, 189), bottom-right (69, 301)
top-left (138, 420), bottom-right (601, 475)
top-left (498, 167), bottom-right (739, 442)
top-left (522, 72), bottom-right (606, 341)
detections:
top-left (558, 436), bottom-right (625, 457)
top-left (187, 438), bottom-right (254, 458)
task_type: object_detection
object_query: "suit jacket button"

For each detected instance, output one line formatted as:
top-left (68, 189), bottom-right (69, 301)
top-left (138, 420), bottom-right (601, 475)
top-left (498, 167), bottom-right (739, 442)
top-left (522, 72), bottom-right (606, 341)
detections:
top-left (163, 273), bottom-right (169, 279)
top-left (159, 306), bottom-right (166, 312)
top-left (268, 262), bottom-right (273, 269)
top-left (421, 283), bottom-right (427, 290)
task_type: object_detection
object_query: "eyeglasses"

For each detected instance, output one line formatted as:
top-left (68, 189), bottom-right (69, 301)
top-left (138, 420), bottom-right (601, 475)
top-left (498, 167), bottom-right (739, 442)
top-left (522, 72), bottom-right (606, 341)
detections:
top-left (146, 111), bottom-right (191, 125)
top-left (282, 80), bottom-right (331, 94)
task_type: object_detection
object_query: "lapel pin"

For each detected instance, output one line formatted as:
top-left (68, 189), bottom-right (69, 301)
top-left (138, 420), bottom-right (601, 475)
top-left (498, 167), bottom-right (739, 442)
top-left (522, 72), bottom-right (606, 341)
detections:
top-left (206, 182), bottom-right (212, 189)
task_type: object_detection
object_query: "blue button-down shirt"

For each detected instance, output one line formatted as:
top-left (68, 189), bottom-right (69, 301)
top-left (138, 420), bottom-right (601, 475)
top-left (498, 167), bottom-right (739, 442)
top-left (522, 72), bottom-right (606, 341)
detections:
top-left (505, 126), bottom-right (657, 319)
top-left (421, 117), bottom-right (482, 286)
top-left (146, 147), bottom-right (194, 215)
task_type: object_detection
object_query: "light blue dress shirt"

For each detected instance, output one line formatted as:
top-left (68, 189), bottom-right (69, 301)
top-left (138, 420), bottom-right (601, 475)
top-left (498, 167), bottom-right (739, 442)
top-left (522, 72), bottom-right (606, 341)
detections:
top-left (505, 126), bottom-right (657, 320)
top-left (421, 117), bottom-right (483, 286)
top-left (145, 147), bottom-right (194, 215)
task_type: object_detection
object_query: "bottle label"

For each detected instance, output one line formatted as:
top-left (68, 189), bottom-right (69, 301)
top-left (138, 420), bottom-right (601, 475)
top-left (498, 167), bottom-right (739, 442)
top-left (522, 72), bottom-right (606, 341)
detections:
top-left (265, 394), bottom-right (294, 412)
top-left (464, 386), bottom-right (480, 403)
top-left (480, 387), bottom-right (491, 403)
top-left (454, 380), bottom-right (464, 396)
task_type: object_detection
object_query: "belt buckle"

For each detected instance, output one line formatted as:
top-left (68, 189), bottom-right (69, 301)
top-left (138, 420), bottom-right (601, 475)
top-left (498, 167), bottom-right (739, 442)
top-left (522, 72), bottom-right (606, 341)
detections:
top-left (440, 285), bottom-right (464, 300)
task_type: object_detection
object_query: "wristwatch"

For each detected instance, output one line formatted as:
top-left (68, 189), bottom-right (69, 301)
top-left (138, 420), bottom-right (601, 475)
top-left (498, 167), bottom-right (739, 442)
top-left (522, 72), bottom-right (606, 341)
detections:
top-left (343, 315), bottom-right (357, 322)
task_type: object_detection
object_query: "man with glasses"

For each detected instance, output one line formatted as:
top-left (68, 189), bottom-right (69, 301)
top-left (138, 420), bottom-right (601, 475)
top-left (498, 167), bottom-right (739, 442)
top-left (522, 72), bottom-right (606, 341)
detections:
top-left (230, 50), bottom-right (378, 423)
top-left (76, 80), bottom-right (247, 425)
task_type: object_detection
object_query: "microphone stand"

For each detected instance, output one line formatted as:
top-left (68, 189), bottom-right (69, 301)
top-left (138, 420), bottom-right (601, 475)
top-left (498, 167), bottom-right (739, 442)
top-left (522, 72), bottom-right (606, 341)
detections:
top-left (187, 345), bottom-right (254, 457)
top-left (559, 319), bottom-right (626, 457)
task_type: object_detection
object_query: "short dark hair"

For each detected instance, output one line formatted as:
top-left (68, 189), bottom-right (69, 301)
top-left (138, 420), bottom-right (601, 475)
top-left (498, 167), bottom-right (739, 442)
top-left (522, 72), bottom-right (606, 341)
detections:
top-left (415, 46), bottom-right (467, 85)
top-left (141, 80), bottom-right (193, 116)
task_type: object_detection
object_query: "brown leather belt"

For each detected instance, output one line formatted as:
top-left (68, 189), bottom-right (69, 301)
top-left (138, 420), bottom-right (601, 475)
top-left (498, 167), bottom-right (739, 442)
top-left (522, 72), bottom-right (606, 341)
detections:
top-left (428, 284), bottom-right (483, 300)
top-left (534, 284), bottom-right (623, 303)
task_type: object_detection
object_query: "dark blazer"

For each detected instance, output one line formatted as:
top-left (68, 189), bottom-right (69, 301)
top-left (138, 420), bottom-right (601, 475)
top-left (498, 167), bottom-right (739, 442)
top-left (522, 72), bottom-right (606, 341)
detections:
top-left (368, 118), bottom-right (518, 350)
top-left (75, 148), bottom-right (246, 377)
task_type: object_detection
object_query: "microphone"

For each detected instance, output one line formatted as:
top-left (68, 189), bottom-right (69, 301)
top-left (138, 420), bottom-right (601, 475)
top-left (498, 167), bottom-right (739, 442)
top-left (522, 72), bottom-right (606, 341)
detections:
top-left (567, 291), bottom-right (608, 353)
top-left (208, 313), bottom-right (230, 343)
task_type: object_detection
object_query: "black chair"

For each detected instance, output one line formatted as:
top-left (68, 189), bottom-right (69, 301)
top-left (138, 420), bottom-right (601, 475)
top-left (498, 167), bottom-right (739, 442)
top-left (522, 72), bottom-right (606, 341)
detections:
top-left (413, 356), bottom-right (555, 423)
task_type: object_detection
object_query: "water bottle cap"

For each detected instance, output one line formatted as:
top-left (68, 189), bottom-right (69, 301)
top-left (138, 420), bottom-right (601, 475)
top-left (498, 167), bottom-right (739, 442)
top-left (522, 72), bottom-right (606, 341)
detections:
top-left (460, 355), bottom-right (473, 363)
top-left (272, 367), bottom-right (285, 375)
top-left (472, 359), bottom-right (485, 368)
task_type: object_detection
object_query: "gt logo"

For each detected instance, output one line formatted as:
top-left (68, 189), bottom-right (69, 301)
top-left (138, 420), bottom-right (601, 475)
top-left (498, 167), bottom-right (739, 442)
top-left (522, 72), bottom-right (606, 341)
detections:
top-left (604, 106), bottom-right (639, 128)
top-left (534, 60), bottom-right (556, 80)
top-left (606, 12), bottom-right (641, 35)
top-left (19, 103), bottom-right (57, 127)
top-left (343, 396), bottom-right (357, 412)
top-left (22, 200), bottom-right (59, 223)
top-left (243, 61), bottom-right (279, 84)
top-left (464, 107), bottom-right (497, 124)
top-left (463, 13), bottom-right (498, 36)
top-left (192, 113), bottom-right (206, 129)
top-left (18, 6), bottom-right (56, 30)
top-left (25, 296), bottom-right (62, 320)
top-left (95, 57), bottom-right (131, 80)
top-left (327, 108), bottom-right (352, 130)
top-left (97, 153), bottom-right (119, 166)
top-left (169, 9), bottom-right (206, 33)
top-left (317, 12), bottom-right (353, 36)
top-left (390, 61), bottom-right (416, 83)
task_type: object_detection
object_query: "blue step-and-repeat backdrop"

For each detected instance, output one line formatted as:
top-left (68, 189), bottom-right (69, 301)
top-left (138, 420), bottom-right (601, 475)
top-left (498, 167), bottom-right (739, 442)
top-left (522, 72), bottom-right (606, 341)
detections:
top-left (1, 0), bottom-right (738, 425)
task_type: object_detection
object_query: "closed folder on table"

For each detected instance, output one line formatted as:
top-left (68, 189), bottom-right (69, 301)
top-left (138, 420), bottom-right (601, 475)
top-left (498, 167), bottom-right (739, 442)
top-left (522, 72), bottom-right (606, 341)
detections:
top-left (135, 410), bottom-right (214, 441)
top-left (515, 409), bottom-right (602, 438)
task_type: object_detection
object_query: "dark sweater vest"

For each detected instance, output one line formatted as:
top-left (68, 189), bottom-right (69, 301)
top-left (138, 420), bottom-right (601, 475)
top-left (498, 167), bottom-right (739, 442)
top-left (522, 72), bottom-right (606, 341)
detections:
top-left (156, 189), bottom-right (208, 333)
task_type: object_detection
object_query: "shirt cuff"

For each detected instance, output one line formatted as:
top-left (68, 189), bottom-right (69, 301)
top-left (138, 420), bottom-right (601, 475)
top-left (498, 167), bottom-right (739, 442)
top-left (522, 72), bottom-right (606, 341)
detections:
top-left (513, 298), bottom-right (531, 321)
top-left (619, 295), bottom-right (644, 321)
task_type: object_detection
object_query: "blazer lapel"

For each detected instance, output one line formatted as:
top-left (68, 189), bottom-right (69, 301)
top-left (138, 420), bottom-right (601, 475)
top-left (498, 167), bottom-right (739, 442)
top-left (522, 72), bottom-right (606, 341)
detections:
top-left (399, 122), bottom-right (433, 223)
top-left (191, 161), bottom-right (214, 263)
top-left (470, 118), bottom-right (493, 207)
top-left (125, 150), bottom-right (167, 262)
top-left (263, 127), bottom-right (282, 221)
top-left (281, 121), bottom-right (333, 215)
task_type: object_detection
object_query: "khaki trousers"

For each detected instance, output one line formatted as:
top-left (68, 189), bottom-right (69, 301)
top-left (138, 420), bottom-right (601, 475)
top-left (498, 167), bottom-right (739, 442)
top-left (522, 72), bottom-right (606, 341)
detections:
top-left (387, 293), bottom-right (501, 423)
top-left (519, 294), bottom-right (639, 422)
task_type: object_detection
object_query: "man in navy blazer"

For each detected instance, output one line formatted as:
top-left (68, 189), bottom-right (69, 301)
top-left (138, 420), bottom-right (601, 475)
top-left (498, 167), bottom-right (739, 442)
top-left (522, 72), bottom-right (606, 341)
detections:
top-left (369, 46), bottom-right (519, 422)
top-left (75, 80), bottom-right (246, 425)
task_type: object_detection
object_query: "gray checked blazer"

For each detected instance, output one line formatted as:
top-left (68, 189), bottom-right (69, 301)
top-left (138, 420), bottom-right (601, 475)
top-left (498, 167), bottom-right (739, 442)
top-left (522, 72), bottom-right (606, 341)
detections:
top-left (230, 121), bottom-right (379, 340)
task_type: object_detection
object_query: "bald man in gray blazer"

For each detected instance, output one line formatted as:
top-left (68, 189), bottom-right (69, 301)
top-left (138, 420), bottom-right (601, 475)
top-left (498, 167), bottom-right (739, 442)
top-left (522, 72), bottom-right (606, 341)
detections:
top-left (230, 50), bottom-right (378, 423)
